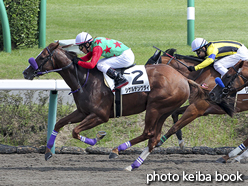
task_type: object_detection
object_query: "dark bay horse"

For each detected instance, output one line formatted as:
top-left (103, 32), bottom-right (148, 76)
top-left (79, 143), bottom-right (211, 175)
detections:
top-left (23, 42), bottom-right (206, 171)
top-left (146, 48), bottom-right (248, 149)
top-left (209, 60), bottom-right (248, 163)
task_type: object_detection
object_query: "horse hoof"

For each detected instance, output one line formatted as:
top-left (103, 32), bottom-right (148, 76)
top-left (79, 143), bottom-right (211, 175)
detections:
top-left (96, 131), bottom-right (106, 142)
top-left (231, 158), bottom-right (240, 163)
top-left (155, 141), bottom-right (163, 148)
top-left (109, 152), bottom-right (119, 159)
top-left (45, 152), bottom-right (52, 161)
top-left (124, 165), bottom-right (133, 171)
top-left (216, 157), bottom-right (226, 163)
top-left (179, 140), bottom-right (185, 150)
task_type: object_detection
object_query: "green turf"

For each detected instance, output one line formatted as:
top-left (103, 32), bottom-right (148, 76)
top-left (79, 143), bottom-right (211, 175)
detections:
top-left (1, 0), bottom-right (248, 79)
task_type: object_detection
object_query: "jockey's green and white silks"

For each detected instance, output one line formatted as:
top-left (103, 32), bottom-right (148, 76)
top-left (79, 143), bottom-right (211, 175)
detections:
top-left (91, 37), bottom-right (129, 58)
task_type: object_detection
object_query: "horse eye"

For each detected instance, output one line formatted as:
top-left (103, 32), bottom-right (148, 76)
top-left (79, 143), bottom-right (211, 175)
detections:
top-left (226, 74), bottom-right (231, 78)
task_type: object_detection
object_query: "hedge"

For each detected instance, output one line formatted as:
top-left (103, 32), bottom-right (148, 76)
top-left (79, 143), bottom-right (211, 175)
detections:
top-left (0, 0), bottom-right (40, 50)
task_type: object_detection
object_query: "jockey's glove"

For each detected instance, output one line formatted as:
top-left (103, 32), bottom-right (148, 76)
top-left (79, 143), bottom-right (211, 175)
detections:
top-left (187, 66), bottom-right (195, 72)
top-left (72, 57), bottom-right (80, 65)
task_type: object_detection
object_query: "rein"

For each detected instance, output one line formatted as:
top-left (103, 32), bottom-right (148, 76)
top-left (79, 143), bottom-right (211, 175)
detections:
top-left (68, 69), bottom-right (90, 95)
top-left (152, 46), bottom-right (205, 81)
top-left (35, 47), bottom-right (73, 75)
top-left (164, 51), bottom-right (204, 81)
top-left (164, 52), bottom-right (189, 68)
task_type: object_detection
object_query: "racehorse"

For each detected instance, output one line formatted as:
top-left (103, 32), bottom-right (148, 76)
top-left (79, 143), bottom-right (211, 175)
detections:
top-left (209, 60), bottom-right (248, 163)
top-left (146, 48), bottom-right (248, 149)
top-left (23, 41), bottom-right (206, 171)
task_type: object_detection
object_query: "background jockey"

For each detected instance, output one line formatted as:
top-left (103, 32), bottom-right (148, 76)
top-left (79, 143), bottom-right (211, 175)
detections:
top-left (74, 32), bottom-right (135, 90)
top-left (187, 38), bottom-right (248, 77)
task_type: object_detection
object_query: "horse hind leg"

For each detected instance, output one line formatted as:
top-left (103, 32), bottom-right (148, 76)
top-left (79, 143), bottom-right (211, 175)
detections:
top-left (109, 133), bottom-right (149, 159)
top-left (216, 141), bottom-right (248, 163)
top-left (124, 113), bottom-right (169, 171)
top-left (109, 110), bottom-right (163, 160)
top-left (231, 149), bottom-right (248, 163)
top-left (125, 146), bottom-right (150, 171)
top-left (124, 122), bottom-right (165, 171)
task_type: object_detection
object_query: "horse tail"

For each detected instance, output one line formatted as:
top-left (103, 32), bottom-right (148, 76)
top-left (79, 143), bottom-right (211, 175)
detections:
top-left (187, 79), bottom-right (234, 117)
top-left (187, 79), bottom-right (207, 99)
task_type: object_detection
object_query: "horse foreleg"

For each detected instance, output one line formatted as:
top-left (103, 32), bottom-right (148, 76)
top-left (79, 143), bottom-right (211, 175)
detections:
top-left (172, 105), bottom-right (188, 149)
top-left (72, 113), bottom-right (107, 146)
top-left (216, 138), bottom-right (248, 163)
top-left (45, 109), bottom-right (86, 161)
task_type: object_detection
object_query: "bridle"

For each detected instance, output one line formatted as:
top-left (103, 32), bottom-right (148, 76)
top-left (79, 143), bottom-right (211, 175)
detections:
top-left (220, 65), bottom-right (248, 97)
top-left (29, 46), bottom-right (89, 94)
top-left (33, 47), bottom-right (73, 76)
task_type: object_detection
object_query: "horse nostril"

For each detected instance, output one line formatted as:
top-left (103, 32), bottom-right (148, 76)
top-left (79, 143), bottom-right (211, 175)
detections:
top-left (222, 88), bottom-right (229, 95)
top-left (209, 92), bottom-right (215, 101)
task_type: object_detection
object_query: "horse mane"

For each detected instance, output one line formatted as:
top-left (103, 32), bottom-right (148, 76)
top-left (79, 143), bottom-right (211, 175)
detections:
top-left (187, 79), bottom-right (234, 117)
top-left (64, 50), bottom-right (78, 60)
top-left (162, 48), bottom-right (203, 63)
top-left (50, 41), bottom-right (78, 60)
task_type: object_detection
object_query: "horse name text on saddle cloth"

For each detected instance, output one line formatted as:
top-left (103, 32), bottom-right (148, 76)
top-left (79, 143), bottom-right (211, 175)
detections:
top-left (104, 65), bottom-right (150, 95)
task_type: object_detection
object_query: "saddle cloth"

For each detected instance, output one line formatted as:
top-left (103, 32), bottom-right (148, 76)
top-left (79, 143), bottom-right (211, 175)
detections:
top-left (103, 65), bottom-right (150, 94)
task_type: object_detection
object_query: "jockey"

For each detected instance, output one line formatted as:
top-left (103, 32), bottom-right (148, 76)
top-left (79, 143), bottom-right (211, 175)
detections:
top-left (188, 38), bottom-right (248, 77)
top-left (74, 31), bottom-right (135, 90)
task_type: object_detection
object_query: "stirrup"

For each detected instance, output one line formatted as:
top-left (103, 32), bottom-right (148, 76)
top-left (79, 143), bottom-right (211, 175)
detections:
top-left (115, 81), bottom-right (128, 89)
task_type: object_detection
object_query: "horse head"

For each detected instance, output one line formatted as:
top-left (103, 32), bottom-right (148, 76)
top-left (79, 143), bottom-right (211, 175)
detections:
top-left (209, 60), bottom-right (248, 103)
top-left (23, 41), bottom-right (75, 80)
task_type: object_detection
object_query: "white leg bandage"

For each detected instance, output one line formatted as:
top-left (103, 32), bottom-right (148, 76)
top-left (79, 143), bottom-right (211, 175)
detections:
top-left (228, 143), bottom-right (246, 158)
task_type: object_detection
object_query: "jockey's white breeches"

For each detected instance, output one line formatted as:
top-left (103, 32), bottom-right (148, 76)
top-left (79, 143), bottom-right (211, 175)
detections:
top-left (97, 48), bottom-right (135, 73)
top-left (213, 45), bottom-right (248, 76)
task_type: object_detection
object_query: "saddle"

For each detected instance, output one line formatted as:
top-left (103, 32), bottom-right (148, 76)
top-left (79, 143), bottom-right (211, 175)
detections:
top-left (114, 64), bottom-right (135, 118)
top-left (104, 64), bottom-right (150, 118)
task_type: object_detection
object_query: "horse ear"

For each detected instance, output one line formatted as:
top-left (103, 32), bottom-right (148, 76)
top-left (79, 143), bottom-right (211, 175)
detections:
top-left (164, 48), bottom-right (177, 56)
top-left (235, 59), bottom-right (243, 68)
top-left (55, 40), bottom-right (60, 48)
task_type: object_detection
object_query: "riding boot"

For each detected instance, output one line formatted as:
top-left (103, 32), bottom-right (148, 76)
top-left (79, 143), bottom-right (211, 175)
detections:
top-left (106, 68), bottom-right (128, 89)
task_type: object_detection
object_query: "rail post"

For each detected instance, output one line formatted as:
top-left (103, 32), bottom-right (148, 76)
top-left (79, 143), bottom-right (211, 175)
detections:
top-left (47, 90), bottom-right (58, 154)
top-left (187, 0), bottom-right (195, 46)
top-left (39, 0), bottom-right (46, 48)
top-left (0, 0), bottom-right (11, 53)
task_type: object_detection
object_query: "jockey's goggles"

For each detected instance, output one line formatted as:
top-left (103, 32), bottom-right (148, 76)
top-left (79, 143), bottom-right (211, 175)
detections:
top-left (78, 42), bottom-right (91, 51)
top-left (79, 43), bottom-right (86, 50)
top-left (195, 48), bottom-right (205, 55)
